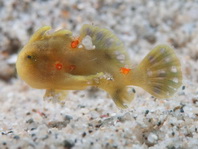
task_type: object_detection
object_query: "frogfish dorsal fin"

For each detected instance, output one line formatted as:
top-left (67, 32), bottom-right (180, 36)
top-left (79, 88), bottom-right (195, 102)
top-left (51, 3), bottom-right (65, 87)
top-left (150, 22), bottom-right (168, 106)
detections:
top-left (29, 26), bottom-right (51, 42)
top-left (80, 24), bottom-right (130, 65)
top-left (29, 26), bottom-right (72, 43)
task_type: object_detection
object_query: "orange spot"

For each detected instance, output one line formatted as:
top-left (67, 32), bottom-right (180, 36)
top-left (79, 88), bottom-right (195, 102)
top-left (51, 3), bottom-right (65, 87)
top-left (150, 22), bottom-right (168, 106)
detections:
top-left (71, 39), bottom-right (79, 48)
top-left (120, 67), bottom-right (131, 74)
top-left (56, 62), bottom-right (63, 70)
top-left (69, 65), bottom-right (76, 71)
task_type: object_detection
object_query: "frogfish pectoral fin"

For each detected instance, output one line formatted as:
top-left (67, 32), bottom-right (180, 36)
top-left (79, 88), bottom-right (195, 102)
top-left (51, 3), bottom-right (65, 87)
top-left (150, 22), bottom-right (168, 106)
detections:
top-left (108, 87), bottom-right (135, 109)
top-left (44, 89), bottom-right (68, 103)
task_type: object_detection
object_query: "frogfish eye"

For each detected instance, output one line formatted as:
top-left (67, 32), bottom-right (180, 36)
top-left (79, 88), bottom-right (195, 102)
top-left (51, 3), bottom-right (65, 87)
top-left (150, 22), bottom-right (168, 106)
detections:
top-left (27, 55), bottom-right (32, 59)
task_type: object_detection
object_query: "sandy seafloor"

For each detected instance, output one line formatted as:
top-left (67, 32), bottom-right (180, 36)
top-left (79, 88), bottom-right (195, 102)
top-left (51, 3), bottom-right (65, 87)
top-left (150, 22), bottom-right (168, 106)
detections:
top-left (0, 0), bottom-right (198, 149)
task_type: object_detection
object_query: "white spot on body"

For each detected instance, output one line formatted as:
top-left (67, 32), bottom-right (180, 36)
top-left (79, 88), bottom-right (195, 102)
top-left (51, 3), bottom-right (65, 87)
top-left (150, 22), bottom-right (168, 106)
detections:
top-left (114, 51), bottom-right (125, 63)
top-left (147, 70), bottom-right (153, 77)
top-left (158, 69), bottom-right (166, 77)
top-left (160, 48), bottom-right (166, 53)
top-left (99, 72), bottom-right (114, 81)
top-left (82, 35), bottom-right (96, 50)
top-left (116, 54), bottom-right (125, 63)
top-left (173, 78), bottom-right (179, 83)
top-left (169, 86), bottom-right (176, 91)
top-left (93, 78), bottom-right (100, 84)
top-left (171, 66), bottom-right (177, 73)
top-left (165, 57), bottom-right (171, 63)
top-left (114, 51), bottom-right (121, 55)
top-left (78, 45), bottom-right (83, 48)
top-left (87, 81), bottom-right (92, 85)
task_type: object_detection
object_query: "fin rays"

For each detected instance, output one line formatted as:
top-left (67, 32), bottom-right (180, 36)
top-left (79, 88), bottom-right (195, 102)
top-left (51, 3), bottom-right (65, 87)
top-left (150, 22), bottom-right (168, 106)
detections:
top-left (138, 45), bottom-right (182, 98)
top-left (80, 24), bottom-right (130, 65)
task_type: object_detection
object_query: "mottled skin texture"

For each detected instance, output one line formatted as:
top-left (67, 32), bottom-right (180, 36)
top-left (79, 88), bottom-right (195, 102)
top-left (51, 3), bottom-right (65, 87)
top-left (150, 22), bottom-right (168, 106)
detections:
top-left (16, 25), bottom-right (182, 109)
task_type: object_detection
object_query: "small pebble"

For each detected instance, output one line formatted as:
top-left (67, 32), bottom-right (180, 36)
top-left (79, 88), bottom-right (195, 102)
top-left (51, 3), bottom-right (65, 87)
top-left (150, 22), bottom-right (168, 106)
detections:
top-left (145, 110), bottom-right (149, 115)
top-left (82, 132), bottom-right (86, 137)
top-left (13, 135), bottom-right (20, 140)
top-left (148, 133), bottom-right (158, 143)
top-left (63, 140), bottom-right (74, 149)
top-left (26, 118), bottom-right (34, 124)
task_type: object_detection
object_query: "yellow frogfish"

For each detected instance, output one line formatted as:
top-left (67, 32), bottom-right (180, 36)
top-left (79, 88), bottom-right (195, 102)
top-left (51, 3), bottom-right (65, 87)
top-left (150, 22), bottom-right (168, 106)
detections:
top-left (16, 24), bottom-right (182, 109)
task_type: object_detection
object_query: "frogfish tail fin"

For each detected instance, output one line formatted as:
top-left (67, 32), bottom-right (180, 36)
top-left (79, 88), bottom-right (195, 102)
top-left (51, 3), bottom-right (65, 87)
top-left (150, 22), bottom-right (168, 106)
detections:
top-left (131, 45), bottom-right (182, 98)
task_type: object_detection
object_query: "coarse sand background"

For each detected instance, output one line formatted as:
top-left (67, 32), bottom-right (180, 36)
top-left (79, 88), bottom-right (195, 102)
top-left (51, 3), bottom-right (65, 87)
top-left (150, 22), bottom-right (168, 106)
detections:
top-left (0, 0), bottom-right (198, 148)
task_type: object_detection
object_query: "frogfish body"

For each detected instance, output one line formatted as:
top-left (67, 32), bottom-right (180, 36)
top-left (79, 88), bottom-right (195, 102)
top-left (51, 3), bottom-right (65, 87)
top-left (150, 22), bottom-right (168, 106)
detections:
top-left (16, 24), bottom-right (182, 109)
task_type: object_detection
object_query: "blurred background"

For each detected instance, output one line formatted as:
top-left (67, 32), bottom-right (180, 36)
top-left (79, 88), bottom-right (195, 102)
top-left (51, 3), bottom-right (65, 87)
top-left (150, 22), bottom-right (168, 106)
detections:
top-left (0, 0), bottom-right (198, 148)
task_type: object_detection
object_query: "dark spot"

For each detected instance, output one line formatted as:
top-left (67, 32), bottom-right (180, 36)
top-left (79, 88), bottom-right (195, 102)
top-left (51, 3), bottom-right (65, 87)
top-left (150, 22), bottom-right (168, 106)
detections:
top-left (148, 56), bottom-right (155, 63)
top-left (172, 132), bottom-right (175, 136)
top-left (26, 112), bottom-right (31, 115)
top-left (192, 98), bottom-right (198, 104)
top-left (131, 6), bottom-right (136, 11)
top-left (132, 88), bottom-right (136, 93)
top-left (86, 28), bottom-right (92, 36)
top-left (144, 34), bottom-right (156, 44)
top-left (3, 37), bottom-right (21, 54)
top-left (78, 105), bottom-right (85, 108)
top-left (2, 142), bottom-right (6, 146)
top-left (26, 118), bottom-right (34, 124)
top-left (115, 88), bottom-right (121, 94)
top-left (105, 38), bottom-right (113, 48)
top-left (166, 146), bottom-right (176, 149)
top-left (27, 55), bottom-right (32, 59)
top-left (145, 110), bottom-right (149, 115)
top-left (64, 115), bottom-right (73, 121)
top-left (180, 107), bottom-right (184, 113)
top-left (82, 132), bottom-right (86, 137)
top-left (182, 86), bottom-right (185, 90)
top-left (42, 135), bottom-right (49, 140)
top-left (96, 32), bottom-right (103, 40)
top-left (104, 52), bottom-right (112, 60)
top-left (63, 140), bottom-right (74, 149)
top-left (48, 121), bottom-right (69, 129)
top-left (31, 134), bottom-right (36, 137)
top-left (27, 26), bottom-right (34, 36)
top-left (13, 135), bottom-right (20, 140)
top-left (153, 86), bottom-right (161, 94)
top-left (157, 121), bottom-right (162, 126)
top-left (31, 128), bottom-right (36, 131)
top-left (158, 72), bottom-right (166, 77)
top-left (95, 124), bottom-right (102, 128)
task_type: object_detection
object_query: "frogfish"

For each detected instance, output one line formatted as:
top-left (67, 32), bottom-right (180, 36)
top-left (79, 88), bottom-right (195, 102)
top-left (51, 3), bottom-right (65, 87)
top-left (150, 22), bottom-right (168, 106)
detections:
top-left (16, 24), bottom-right (182, 109)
